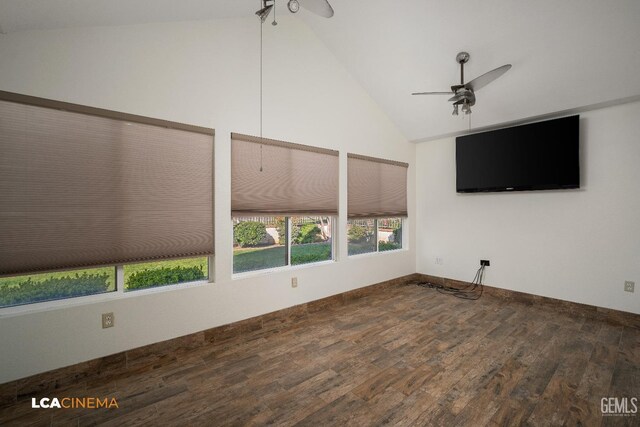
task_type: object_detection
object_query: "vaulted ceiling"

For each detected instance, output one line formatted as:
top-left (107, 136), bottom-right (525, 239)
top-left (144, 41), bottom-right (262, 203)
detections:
top-left (1, 0), bottom-right (639, 141)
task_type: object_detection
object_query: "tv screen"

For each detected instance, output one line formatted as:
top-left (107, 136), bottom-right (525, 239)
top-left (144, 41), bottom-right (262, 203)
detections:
top-left (456, 115), bottom-right (580, 193)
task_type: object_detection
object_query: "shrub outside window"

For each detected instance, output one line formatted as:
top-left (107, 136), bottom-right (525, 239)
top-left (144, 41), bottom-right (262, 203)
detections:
top-left (0, 267), bottom-right (116, 308)
top-left (0, 256), bottom-right (210, 308)
top-left (233, 216), bottom-right (333, 274)
top-left (124, 257), bottom-right (209, 291)
top-left (348, 217), bottom-right (403, 256)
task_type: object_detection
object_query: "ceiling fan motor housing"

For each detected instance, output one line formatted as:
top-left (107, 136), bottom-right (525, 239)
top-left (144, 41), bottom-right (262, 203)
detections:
top-left (453, 88), bottom-right (476, 106)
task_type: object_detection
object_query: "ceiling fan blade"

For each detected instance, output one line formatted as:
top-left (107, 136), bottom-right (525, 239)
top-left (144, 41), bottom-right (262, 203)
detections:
top-left (299, 0), bottom-right (334, 18)
top-left (411, 91), bottom-right (453, 96)
top-left (448, 94), bottom-right (466, 102)
top-left (464, 64), bottom-right (512, 91)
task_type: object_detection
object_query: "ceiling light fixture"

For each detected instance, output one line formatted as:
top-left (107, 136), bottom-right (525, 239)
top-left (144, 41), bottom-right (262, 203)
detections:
top-left (288, 0), bottom-right (300, 13)
top-left (452, 105), bottom-right (459, 116)
top-left (256, 0), bottom-right (334, 20)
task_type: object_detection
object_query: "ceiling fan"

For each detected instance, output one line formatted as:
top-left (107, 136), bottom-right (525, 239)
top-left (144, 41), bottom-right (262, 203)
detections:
top-left (256, 0), bottom-right (334, 23)
top-left (412, 52), bottom-right (511, 115)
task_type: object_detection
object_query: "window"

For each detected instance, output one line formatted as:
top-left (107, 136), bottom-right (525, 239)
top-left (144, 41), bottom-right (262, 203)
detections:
top-left (291, 216), bottom-right (333, 266)
top-left (347, 217), bottom-right (403, 256)
top-left (231, 133), bottom-right (339, 274)
top-left (347, 153), bottom-right (408, 256)
top-left (233, 216), bottom-right (333, 274)
top-left (377, 217), bottom-right (403, 251)
top-left (0, 267), bottom-right (116, 308)
top-left (0, 91), bottom-right (214, 308)
top-left (347, 219), bottom-right (376, 255)
top-left (0, 255), bottom-right (211, 308)
top-left (124, 257), bottom-right (209, 291)
top-left (233, 217), bottom-right (287, 274)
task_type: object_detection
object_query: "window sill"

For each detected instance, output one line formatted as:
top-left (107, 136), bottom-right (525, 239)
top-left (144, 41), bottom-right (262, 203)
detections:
top-left (347, 247), bottom-right (408, 259)
top-left (0, 279), bottom-right (212, 318)
top-left (232, 259), bottom-right (335, 280)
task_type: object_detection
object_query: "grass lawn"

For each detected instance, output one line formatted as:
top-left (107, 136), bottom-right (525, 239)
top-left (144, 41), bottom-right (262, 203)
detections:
top-left (347, 240), bottom-right (401, 255)
top-left (348, 241), bottom-right (377, 256)
top-left (234, 242), bottom-right (331, 273)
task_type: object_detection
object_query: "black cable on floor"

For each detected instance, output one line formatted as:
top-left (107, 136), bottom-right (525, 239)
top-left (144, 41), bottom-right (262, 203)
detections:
top-left (414, 265), bottom-right (485, 300)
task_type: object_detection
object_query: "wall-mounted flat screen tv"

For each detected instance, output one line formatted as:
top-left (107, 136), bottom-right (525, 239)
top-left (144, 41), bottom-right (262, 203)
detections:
top-left (456, 115), bottom-right (579, 193)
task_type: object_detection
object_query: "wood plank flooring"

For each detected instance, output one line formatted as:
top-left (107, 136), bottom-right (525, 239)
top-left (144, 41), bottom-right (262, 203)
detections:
top-left (1, 283), bottom-right (638, 426)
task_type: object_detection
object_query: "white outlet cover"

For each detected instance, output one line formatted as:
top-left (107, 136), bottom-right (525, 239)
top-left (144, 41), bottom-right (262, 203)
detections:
top-left (624, 281), bottom-right (635, 292)
top-left (102, 312), bottom-right (114, 328)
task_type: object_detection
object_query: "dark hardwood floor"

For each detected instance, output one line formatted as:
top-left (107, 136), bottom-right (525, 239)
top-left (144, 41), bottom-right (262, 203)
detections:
top-left (1, 283), bottom-right (638, 426)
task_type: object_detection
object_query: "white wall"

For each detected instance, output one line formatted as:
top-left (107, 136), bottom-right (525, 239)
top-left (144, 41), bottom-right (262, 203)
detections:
top-left (0, 17), bottom-right (415, 383)
top-left (416, 101), bottom-right (640, 315)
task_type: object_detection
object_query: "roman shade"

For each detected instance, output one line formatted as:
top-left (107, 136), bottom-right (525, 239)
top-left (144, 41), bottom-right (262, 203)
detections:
top-left (231, 133), bottom-right (339, 216)
top-left (348, 153), bottom-right (408, 218)
top-left (0, 91), bottom-right (214, 277)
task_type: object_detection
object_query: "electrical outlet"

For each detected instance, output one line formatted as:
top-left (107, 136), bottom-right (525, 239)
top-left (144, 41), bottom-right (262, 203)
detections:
top-left (435, 257), bottom-right (444, 265)
top-left (480, 260), bottom-right (491, 267)
top-left (102, 312), bottom-right (114, 329)
top-left (624, 281), bottom-right (635, 293)
top-left (291, 277), bottom-right (298, 288)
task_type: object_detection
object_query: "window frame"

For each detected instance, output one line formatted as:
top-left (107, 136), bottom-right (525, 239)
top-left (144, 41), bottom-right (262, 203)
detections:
top-left (232, 216), bottom-right (336, 278)
top-left (0, 90), bottom-right (215, 279)
top-left (0, 91), bottom-right (215, 316)
top-left (0, 256), bottom-right (214, 316)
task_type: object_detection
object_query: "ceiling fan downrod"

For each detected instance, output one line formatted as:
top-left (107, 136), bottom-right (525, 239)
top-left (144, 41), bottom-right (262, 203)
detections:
top-left (456, 51), bottom-right (469, 85)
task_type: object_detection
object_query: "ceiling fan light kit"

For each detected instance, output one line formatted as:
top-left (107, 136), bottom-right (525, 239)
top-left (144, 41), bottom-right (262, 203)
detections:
top-left (255, 2), bottom-right (274, 23)
top-left (288, 0), bottom-right (300, 13)
top-left (412, 52), bottom-right (512, 117)
top-left (255, 0), bottom-right (334, 22)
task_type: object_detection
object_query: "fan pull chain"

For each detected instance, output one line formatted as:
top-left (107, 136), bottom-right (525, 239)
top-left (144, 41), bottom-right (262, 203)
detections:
top-left (259, 5), bottom-right (264, 172)
top-left (272, 1), bottom-right (277, 25)
top-left (260, 11), bottom-right (263, 139)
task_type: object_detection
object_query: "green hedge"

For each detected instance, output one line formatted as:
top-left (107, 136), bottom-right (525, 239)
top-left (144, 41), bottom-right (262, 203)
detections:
top-left (291, 245), bottom-right (331, 264)
top-left (379, 241), bottom-right (401, 252)
top-left (392, 226), bottom-right (402, 245)
top-left (126, 265), bottom-right (206, 290)
top-left (234, 221), bottom-right (267, 247)
top-left (294, 223), bottom-right (321, 244)
top-left (348, 224), bottom-right (372, 243)
top-left (276, 218), bottom-right (301, 245)
top-left (0, 273), bottom-right (111, 307)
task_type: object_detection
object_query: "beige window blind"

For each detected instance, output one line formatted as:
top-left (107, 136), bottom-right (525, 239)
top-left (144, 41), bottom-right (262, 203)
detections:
top-left (348, 153), bottom-right (408, 218)
top-left (0, 92), bottom-right (214, 277)
top-left (231, 133), bottom-right (339, 216)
